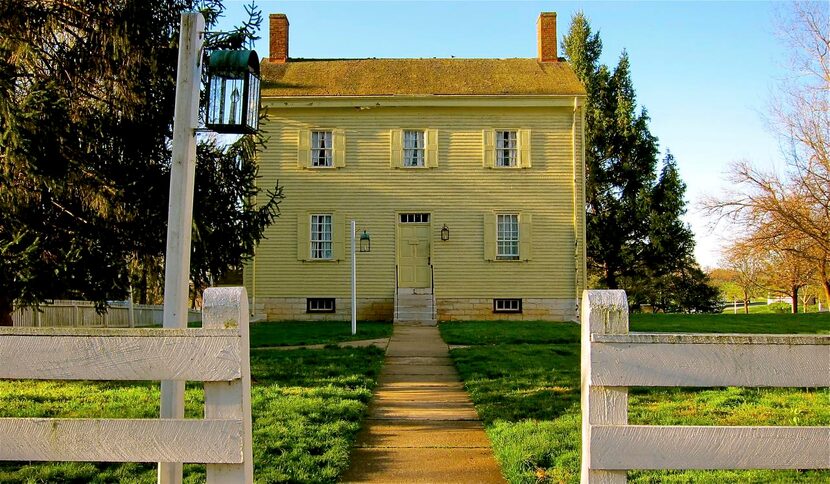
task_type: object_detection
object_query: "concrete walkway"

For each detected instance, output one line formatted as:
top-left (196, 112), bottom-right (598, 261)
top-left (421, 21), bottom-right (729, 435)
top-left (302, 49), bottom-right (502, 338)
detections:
top-left (341, 323), bottom-right (505, 483)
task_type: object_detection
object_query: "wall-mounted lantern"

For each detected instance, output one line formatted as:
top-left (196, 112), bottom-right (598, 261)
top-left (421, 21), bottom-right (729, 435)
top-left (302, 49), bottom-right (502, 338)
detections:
top-left (440, 224), bottom-right (450, 241)
top-left (207, 50), bottom-right (261, 134)
top-left (359, 229), bottom-right (371, 252)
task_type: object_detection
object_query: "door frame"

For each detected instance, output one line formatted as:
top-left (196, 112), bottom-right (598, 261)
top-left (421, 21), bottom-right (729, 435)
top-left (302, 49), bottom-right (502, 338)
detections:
top-left (394, 211), bottom-right (433, 288)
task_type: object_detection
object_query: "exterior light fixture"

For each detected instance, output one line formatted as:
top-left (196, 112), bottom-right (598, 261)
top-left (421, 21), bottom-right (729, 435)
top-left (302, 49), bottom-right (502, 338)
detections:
top-left (359, 229), bottom-right (371, 252)
top-left (440, 224), bottom-right (450, 241)
top-left (207, 50), bottom-right (261, 134)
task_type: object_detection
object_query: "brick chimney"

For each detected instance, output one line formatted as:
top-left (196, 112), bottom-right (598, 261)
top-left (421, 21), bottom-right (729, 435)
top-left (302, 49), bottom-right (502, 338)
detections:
top-left (537, 12), bottom-right (557, 62)
top-left (269, 14), bottom-right (289, 63)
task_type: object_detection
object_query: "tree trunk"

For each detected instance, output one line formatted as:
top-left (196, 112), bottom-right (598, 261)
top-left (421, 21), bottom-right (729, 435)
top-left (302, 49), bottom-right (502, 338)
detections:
top-left (605, 265), bottom-right (618, 289)
top-left (791, 286), bottom-right (799, 314)
top-left (743, 290), bottom-right (750, 314)
top-left (0, 295), bottom-right (13, 327)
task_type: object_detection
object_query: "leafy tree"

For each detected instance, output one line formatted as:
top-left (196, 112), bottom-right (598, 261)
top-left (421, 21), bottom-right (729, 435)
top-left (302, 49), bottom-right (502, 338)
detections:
top-left (562, 12), bottom-right (706, 308)
top-left (0, 1), bottom-right (281, 325)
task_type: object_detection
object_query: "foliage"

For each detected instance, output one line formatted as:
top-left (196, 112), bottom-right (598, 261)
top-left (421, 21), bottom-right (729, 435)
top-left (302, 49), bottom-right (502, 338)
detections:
top-left (768, 301), bottom-right (793, 314)
top-left (0, 0), bottom-right (281, 324)
top-left (0, 327), bottom-right (384, 483)
top-left (562, 13), bottom-right (710, 311)
top-left (445, 318), bottom-right (829, 483)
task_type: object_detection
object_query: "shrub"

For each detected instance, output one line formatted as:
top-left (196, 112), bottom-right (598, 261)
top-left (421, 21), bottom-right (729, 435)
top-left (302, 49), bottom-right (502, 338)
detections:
top-left (768, 302), bottom-right (792, 314)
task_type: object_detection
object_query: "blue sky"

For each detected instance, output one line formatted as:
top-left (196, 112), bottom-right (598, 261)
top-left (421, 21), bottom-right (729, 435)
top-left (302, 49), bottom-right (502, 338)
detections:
top-left (217, 1), bottom-right (792, 268)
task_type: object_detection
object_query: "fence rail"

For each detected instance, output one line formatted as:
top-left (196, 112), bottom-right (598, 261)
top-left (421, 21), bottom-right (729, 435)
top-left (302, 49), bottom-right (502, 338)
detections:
top-left (580, 290), bottom-right (830, 482)
top-left (0, 287), bottom-right (253, 482)
top-left (12, 300), bottom-right (201, 328)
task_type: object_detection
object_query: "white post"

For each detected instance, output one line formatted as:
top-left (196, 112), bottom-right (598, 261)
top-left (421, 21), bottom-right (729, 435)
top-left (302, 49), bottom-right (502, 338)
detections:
top-left (159, 11), bottom-right (204, 484)
top-left (733, 299), bottom-right (737, 314)
top-left (581, 290), bottom-right (628, 483)
top-left (128, 286), bottom-right (135, 328)
top-left (351, 220), bottom-right (357, 336)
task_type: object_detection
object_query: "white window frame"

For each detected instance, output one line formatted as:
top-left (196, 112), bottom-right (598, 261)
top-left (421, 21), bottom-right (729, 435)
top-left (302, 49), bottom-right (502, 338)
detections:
top-left (311, 130), bottom-right (333, 167)
top-left (307, 298), bottom-right (335, 313)
top-left (493, 298), bottom-right (522, 313)
top-left (403, 130), bottom-right (425, 167)
top-left (495, 130), bottom-right (518, 168)
top-left (496, 213), bottom-right (519, 260)
top-left (310, 214), bottom-right (333, 259)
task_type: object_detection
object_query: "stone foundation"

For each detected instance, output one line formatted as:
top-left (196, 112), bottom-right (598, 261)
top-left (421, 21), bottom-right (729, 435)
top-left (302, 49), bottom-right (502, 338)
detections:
top-left (253, 297), bottom-right (394, 322)
top-left (436, 298), bottom-right (577, 322)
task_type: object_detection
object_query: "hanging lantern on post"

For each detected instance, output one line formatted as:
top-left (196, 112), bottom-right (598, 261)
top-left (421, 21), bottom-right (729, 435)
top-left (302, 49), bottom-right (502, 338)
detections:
top-left (359, 229), bottom-right (371, 253)
top-left (207, 50), bottom-right (261, 134)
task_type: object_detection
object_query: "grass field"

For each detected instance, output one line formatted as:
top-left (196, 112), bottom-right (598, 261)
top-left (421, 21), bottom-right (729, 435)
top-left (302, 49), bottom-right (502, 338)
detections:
top-left (0, 326), bottom-right (385, 483)
top-left (250, 320), bottom-right (393, 347)
top-left (441, 314), bottom-right (830, 483)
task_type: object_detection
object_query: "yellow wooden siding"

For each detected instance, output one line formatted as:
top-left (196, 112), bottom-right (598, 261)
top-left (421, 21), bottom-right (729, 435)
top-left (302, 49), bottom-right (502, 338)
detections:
top-left (246, 105), bottom-right (584, 299)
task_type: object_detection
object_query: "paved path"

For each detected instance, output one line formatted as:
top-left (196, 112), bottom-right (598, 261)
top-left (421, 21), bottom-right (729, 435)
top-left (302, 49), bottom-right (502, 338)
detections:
top-left (341, 323), bottom-right (505, 483)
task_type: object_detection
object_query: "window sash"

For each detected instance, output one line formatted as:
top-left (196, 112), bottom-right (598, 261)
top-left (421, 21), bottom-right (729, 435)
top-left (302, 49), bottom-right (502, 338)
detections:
top-left (495, 131), bottom-right (517, 167)
top-left (496, 214), bottom-right (519, 259)
top-left (403, 130), bottom-right (425, 167)
top-left (310, 214), bottom-right (333, 259)
top-left (311, 131), bottom-right (333, 167)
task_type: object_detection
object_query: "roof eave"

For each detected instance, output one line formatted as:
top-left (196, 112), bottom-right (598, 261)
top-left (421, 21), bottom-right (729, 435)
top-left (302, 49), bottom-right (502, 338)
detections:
top-left (260, 93), bottom-right (586, 108)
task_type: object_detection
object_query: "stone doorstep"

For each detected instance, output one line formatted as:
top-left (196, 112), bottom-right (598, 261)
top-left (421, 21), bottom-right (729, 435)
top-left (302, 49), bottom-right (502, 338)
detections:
top-left (340, 448), bottom-right (505, 484)
top-left (353, 420), bottom-right (491, 449)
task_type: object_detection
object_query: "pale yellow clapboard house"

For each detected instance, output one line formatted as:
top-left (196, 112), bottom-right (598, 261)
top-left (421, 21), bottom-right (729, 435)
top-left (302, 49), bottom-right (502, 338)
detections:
top-left (244, 12), bottom-right (587, 322)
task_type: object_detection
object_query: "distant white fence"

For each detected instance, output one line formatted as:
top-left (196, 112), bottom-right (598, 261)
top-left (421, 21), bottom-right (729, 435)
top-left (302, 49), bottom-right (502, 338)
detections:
top-left (13, 300), bottom-right (201, 328)
top-left (580, 290), bottom-right (830, 482)
top-left (0, 287), bottom-right (253, 482)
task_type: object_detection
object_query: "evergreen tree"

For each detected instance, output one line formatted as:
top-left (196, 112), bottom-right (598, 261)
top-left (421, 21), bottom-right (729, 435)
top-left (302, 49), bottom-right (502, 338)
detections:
top-left (0, 1), bottom-right (281, 325)
top-left (562, 12), bottom-right (707, 309)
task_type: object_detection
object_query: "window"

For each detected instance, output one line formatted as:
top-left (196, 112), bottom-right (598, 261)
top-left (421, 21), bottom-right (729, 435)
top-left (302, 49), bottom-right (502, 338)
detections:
top-left (311, 131), bottom-right (332, 167)
top-left (403, 130), bottom-right (425, 167)
top-left (399, 213), bottom-right (430, 223)
top-left (497, 214), bottom-right (519, 260)
top-left (493, 298), bottom-right (522, 313)
top-left (307, 298), bottom-right (336, 313)
top-left (310, 214), bottom-right (333, 259)
top-left (495, 130), bottom-right (518, 167)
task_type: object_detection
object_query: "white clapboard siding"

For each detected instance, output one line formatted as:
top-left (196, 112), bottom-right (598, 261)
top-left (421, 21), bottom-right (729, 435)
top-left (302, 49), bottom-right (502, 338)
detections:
top-left (0, 418), bottom-right (242, 463)
top-left (0, 328), bottom-right (241, 381)
top-left (591, 425), bottom-right (830, 470)
top-left (580, 289), bottom-right (830, 482)
top-left (591, 334), bottom-right (830, 388)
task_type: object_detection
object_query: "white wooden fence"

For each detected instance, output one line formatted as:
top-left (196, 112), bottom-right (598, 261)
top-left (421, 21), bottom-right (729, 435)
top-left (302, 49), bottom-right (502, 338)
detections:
top-left (580, 290), bottom-right (830, 482)
top-left (12, 300), bottom-right (201, 328)
top-left (0, 287), bottom-right (253, 483)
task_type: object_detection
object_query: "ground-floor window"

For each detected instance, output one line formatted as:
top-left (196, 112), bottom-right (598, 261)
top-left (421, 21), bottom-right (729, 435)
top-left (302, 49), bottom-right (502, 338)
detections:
top-left (307, 298), bottom-right (336, 313)
top-left (493, 298), bottom-right (522, 313)
top-left (310, 214), bottom-right (333, 259)
top-left (496, 214), bottom-right (519, 260)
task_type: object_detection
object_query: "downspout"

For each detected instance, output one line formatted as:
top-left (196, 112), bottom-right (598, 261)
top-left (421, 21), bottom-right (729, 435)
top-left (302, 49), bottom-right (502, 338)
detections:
top-left (572, 96), bottom-right (579, 317)
top-left (252, 249), bottom-right (257, 317)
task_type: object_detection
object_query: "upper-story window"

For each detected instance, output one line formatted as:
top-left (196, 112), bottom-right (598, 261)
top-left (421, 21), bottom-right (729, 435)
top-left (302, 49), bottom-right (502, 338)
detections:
top-left (311, 131), bottom-right (333, 167)
top-left (496, 214), bottom-right (519, 260)
top-left (495, 130), bottom-right (518, 167)
top-left (403, 130), bottom-right (425, 167)
top-left (310, 214), bottom-right (333, 259)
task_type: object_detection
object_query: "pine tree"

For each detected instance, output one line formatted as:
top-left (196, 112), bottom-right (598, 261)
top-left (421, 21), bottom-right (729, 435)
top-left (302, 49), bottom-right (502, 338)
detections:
top-left (562, 12), bottom-right (710, 311)
top-left (0, 1), bottom-right (281, 325)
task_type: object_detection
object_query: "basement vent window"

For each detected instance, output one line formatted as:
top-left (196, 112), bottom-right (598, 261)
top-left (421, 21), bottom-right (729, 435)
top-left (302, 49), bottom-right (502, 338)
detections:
top-left (307, 298), bottom-right (336, 313)
top-left (493, 298), bottom-right (522, 313)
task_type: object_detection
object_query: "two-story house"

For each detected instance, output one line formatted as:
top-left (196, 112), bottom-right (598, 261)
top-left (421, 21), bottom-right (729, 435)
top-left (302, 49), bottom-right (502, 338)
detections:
top-left (244, 12), bottom-right (586, 322)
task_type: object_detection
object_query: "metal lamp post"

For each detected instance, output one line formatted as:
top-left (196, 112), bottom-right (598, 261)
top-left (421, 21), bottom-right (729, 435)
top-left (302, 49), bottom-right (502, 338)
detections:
top-left (350, 221), bottom-right (370, 336)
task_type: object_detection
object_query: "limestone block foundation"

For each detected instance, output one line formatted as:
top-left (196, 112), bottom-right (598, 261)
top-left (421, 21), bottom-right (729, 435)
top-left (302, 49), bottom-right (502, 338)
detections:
top-left (253, 297), bottom-right (394, 322)
top-left (437, 298), bottom-right (577, 322)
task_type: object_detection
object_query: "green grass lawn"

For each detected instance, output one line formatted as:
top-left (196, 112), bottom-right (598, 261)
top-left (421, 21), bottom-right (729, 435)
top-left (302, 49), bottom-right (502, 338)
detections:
top-left (441, 315), bottom-right (830, 483)
top-left (0, 325), bottom-right (386, 483)
top-left (250, 320), bottom-right (393, 347)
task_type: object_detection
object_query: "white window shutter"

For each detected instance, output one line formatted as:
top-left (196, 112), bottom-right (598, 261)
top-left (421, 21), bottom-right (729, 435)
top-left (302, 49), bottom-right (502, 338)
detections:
top-left (297, 213), bottom-right (310, 260)
top-left (297, 129), bottom-right (311, 168)
top-left (519, 213), bottom-right (532, 260)
top-left (482, 129), bottom-right (495, 168)
top-left (426, 129), bottom-right (439, 168)
top-left (333, 129), bottom-right (346, 168)
top-left (519, 129), bottom-right (532, 168)
top-left (390, 129), bottom-right (403, 168)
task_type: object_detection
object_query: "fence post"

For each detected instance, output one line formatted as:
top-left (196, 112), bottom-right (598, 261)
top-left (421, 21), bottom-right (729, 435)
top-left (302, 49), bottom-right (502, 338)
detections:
top-left (581, 290), bottom-right (629, 483)
top-left (202, 287), bottom-right (253, 483)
